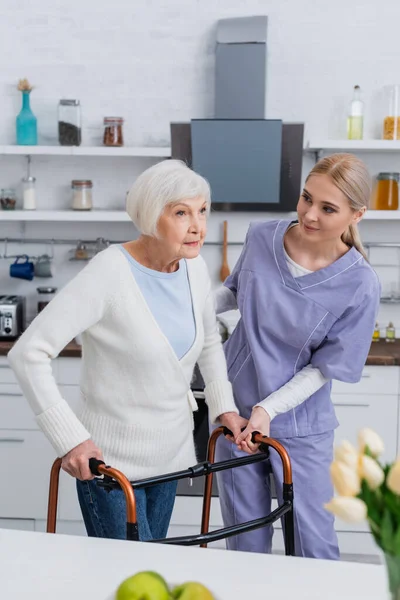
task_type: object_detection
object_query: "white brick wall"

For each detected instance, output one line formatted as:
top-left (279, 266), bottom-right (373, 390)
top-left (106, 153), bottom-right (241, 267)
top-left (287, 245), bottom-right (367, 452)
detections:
top-left (0, 0), bottom-right (399, 330)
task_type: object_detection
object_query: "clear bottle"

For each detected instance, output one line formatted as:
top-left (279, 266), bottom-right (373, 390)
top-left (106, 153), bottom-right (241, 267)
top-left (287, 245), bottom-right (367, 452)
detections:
top-left (372, 322), bottom-right (380, 342)
top-left (58, 100), bottom-right (82, 146)
top-left (347, 85), bottom-right (364, 140)
top-left (386, 322), bottom-right (396, 343)
top-left (383, 85), bottom-right (400, 140)
top-left (22, 176), bottom-right (36, 210)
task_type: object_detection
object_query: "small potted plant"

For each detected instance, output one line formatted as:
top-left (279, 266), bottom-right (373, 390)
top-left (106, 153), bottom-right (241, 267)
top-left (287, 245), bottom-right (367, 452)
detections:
top-left (326, 428), bottom-right (400, 599)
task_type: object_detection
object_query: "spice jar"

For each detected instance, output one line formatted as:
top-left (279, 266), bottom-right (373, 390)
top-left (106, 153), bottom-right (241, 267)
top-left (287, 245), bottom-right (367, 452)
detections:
top-left (58, 99), bottom-right (82, 146)
top-left (372, 173), bottom-right (399, 210)
top-left (37, 287), bottom-right (57, 313)
top-left (22, 176), bottom-right (36, 210)
top-left (383, 85), bottom-right (400, 140)
top-left (103, 117), bottom-right (124, 147)
top-left (71, 180), bottom-right (93, 211)
top-left (0, 188), bottom-right (17, 210)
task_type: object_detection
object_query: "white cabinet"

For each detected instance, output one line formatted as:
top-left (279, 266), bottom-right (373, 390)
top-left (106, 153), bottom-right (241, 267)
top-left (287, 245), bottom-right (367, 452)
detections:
top-left (332, 366), bottom-right (399, 464)
top-left (0, 384), bottom-right (39, 430)
top-left (0, 430), bottom-right (56, 519)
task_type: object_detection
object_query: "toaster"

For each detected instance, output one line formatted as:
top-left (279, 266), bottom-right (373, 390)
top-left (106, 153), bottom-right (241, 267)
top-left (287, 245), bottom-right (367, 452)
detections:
top-left (0, 296), bottom-right (26, 339)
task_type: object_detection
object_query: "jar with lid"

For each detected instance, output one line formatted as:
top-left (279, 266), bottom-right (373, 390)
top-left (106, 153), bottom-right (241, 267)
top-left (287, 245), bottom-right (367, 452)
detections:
top-left (37, 287), bottom-right (57, 313)
top-left (71, 180), bottom-right (93, 211)
top-left (0, 188), bottom-right (17, 210)
top-left (383, 85), bottom-right (400, 140)
top-left (372, 173), bottom-right (399, 210)
top-left (58, 99), bottom-right (82, 146)
top-left (22, 176), bottom-right (36, 210)
top-left (103, 117), bottom-right (124, 147)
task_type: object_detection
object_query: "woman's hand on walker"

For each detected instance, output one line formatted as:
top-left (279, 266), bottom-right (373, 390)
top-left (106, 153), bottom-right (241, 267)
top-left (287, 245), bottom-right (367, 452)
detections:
top-left (236, 406), bottom-right (271, 454)
top-left (61, 439), bottom-right (104, 481)
top-left (219, 412), bottom-right (248, 445)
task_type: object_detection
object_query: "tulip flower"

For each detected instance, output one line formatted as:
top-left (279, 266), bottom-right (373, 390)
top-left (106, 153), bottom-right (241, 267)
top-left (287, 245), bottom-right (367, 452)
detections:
top-left (324, 497), bottom-right (367, 523)
top-left (334, 440), bottom-right (359, 469)
top-left (359, 455), bottom-right (384, 490)
top-left (387, 460), bottom-right (400, 495)
top-left (330, 460), bottom-right (360, 497)
top-left (358, 428), bottom-right (384, 458)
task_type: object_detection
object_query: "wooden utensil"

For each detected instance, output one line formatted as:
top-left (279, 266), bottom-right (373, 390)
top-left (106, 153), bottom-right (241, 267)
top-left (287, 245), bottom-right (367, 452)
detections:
top-left (220, 220), bottom-right (230, 282)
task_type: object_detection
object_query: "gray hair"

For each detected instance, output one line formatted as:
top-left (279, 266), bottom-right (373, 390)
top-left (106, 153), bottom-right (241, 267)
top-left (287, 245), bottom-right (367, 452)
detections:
top-left (126, 159), bottom-right (211, 236)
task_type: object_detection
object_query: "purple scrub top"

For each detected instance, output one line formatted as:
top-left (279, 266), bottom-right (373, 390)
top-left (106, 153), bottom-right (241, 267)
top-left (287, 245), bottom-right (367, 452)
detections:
top-left (223, 220), bottom-right (380, 438)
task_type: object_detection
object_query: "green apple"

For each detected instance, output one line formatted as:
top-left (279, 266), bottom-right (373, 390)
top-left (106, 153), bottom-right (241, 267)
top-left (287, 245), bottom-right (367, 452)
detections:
top-left (116, 571), bottom-right (170, 600)
top-left (171, 582), bottom-right (214, 600)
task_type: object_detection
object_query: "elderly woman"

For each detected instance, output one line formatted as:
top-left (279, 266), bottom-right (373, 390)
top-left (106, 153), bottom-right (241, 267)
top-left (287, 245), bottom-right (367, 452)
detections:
top-left (8, 159), bottom-right (245, 541)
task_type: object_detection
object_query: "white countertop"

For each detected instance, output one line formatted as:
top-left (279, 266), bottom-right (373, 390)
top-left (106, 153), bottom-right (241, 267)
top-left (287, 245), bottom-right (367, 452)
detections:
top-left (0, 528), bottom-right (388, 599)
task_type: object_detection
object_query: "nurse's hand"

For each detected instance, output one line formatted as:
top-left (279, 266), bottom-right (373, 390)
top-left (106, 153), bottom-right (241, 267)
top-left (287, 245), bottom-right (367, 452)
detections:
top-left (219, 412), bottom-right (248, 444)
top-left (236, 406), bottom-right (271, 454)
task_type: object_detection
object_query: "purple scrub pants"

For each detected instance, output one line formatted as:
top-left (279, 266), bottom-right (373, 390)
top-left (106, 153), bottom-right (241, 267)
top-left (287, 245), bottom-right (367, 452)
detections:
top-left (215, 430), bottom-right (340, 559)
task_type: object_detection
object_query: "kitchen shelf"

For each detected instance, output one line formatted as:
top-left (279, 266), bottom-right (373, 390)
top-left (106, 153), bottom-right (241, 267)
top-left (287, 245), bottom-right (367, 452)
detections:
top-left (0, 209), bottom-right (399, 222)
top-left (306, 140), bottom-right (400, 152)
top-left (0, 145), bottom-right (171, 157)
top-left (0, 210), bottom-right (131, 222)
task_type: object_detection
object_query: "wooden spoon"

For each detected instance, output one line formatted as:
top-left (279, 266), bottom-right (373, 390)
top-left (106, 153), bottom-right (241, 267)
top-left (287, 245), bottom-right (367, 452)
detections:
top-left (220, 220), bottom-right (230, 282)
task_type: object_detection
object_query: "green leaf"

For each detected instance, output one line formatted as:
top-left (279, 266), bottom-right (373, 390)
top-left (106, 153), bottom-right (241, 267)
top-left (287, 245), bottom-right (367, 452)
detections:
top-left (394, 526), bottom-right (400, 556)
top-left (381, 508), bottom-right (395, 554)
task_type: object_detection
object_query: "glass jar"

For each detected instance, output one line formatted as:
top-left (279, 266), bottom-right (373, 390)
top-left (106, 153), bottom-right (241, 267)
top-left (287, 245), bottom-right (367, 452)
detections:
top-left (58, 99), bottom-right (82, 146)
top-left (22, 176), bottom-right (36, 210)
top-left (383, 85), bottom-right (400, 140)
top-left (103, 117), bottom-right (124, 147)
top-left (37, 287), bottom-right (57, 313)
top-left (372, 173), bottom-right (399, 210)
top-left (0, 188), bottom-right (17, 210)
top-left (71, 180), bottom-right (93, 211)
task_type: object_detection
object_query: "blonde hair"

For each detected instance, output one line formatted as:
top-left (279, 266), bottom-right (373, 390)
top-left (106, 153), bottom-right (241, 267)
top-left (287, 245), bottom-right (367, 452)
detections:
top-left (306, 153), bottom-right (371, 260)
top-left (126, 159), bottom-right (211, 236)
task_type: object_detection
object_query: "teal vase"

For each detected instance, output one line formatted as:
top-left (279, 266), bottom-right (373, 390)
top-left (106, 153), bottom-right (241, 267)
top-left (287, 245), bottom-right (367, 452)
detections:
top-left (16, 91), bottom-right (37, 145)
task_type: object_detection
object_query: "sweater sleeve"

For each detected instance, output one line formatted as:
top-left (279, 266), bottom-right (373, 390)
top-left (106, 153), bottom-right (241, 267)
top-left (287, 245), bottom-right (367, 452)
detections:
top-left (7, 250), bottom-right (115, 457)
top-left (197, 284), bottom-right (239, 424)
top-left (255, 365), bottom-right (328, 420)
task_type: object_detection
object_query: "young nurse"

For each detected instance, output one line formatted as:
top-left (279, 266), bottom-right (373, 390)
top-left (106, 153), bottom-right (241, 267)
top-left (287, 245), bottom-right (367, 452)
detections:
top-left (215, 153), bottom-right (380, 559)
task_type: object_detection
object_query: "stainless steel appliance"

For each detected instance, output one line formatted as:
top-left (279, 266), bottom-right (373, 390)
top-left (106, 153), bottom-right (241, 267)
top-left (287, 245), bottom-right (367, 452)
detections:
top-left (0, 296), bottom-right (26, 339)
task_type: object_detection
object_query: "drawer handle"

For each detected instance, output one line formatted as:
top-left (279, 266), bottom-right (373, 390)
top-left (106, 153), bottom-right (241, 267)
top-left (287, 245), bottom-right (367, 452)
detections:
top-left (0, 392), bottom-right (23, 397)
top-left (361, 374), bottom-right (371, 378)
top-left (0, 365), bottom-right (10, 369)
top-left (0, 438), bottom-right (24, 443)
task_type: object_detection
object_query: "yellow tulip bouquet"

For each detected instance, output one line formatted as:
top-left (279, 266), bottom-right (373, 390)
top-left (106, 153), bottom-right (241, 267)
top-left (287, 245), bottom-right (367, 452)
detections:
top-left (325, 428), bottom-right (400, 599)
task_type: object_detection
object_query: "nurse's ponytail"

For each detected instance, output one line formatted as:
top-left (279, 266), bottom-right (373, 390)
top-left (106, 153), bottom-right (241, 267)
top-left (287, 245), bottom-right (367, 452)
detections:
top-left (306, 153), bottom-right (370, 261)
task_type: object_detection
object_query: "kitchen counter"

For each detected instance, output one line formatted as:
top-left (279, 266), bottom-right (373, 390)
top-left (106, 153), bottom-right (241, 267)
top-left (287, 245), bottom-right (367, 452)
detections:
top-left (365, 339), bottom-right (400, 366)
top-left (0, 338), bottom-right (399, 364)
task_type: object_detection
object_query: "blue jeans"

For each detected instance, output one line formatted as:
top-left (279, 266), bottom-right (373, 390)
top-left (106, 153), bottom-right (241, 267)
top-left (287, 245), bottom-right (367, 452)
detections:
top-left (76, 478), bottom-right (177, 541)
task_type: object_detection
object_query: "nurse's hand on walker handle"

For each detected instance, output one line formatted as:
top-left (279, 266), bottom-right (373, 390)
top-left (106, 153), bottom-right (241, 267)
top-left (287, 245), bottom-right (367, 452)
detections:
top-left (236, 406), bottom-right (271, 454)
top-left (61, 439), bottom-right (104, 481)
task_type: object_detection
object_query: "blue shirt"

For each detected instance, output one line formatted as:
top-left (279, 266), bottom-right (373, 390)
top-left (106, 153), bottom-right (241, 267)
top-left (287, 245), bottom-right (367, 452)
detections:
top-left (118, 245), bottom-right (196, 360)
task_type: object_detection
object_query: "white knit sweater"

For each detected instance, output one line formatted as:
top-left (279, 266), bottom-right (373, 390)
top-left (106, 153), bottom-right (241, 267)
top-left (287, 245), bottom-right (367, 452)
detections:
top-left (8, 246), bottom-right (238, 480)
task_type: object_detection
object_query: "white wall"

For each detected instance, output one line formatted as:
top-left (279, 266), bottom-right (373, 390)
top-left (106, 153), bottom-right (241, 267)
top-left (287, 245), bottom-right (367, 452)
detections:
top-left (0, 0), bottom-right (399, 330)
